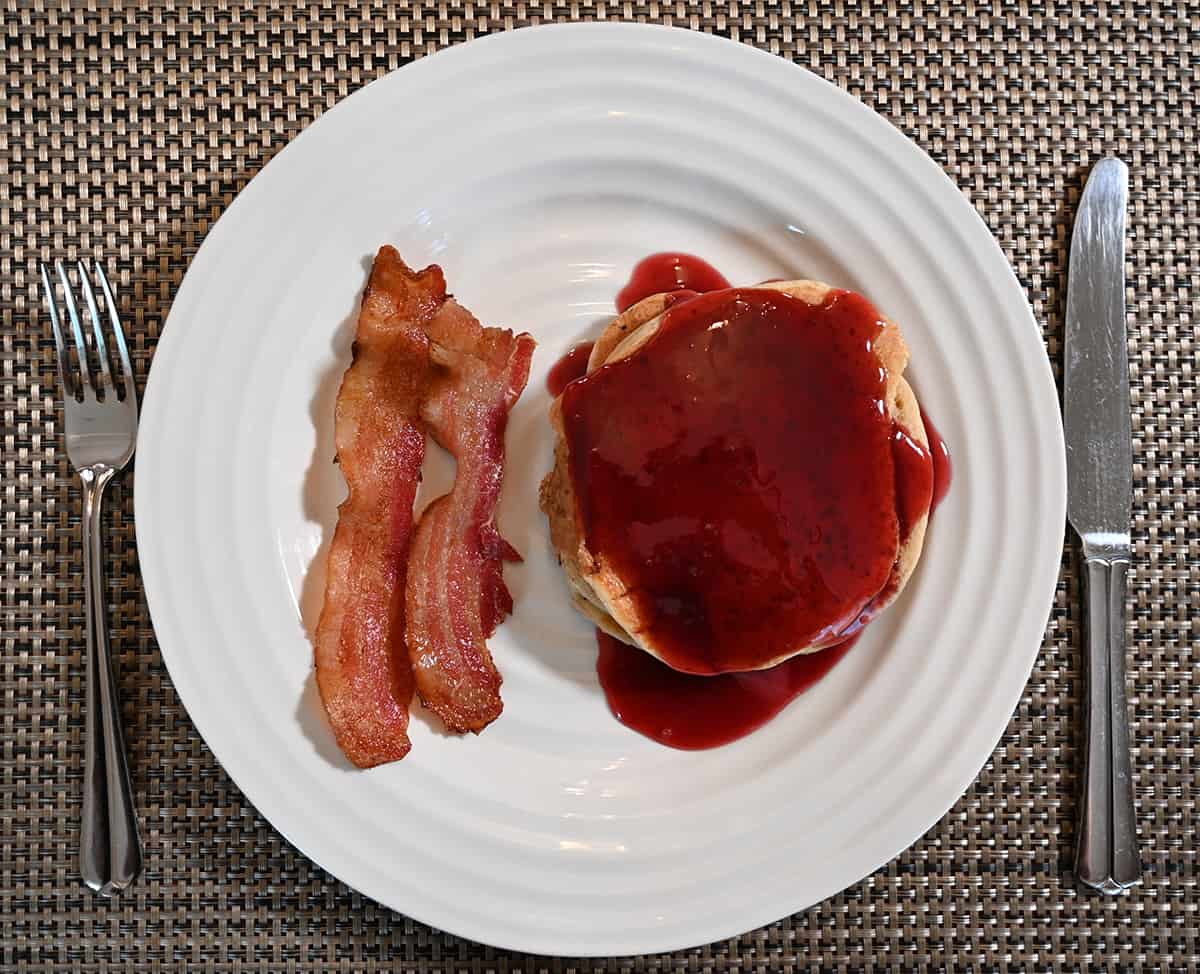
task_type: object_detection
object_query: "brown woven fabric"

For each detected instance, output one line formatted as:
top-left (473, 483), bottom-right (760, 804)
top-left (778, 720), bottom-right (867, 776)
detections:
top-left (2, 1), bottom-right (1196, 971)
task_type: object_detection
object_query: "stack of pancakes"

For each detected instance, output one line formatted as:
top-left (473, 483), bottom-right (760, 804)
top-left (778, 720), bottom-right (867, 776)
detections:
top-left (540, 280), bottom-right (931, 671)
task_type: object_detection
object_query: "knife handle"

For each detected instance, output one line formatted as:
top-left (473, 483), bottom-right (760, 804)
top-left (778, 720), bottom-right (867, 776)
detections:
top-left (1075, 547), bottom-right (1140, 893)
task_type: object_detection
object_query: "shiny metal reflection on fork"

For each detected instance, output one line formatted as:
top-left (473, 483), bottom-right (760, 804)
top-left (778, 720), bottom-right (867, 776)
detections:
top-left (40, 258), bottom-right (143, 895)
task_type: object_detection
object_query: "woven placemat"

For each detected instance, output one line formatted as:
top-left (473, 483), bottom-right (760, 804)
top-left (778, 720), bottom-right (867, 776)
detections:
top-left (2, 1), bottom-right (1196, 970)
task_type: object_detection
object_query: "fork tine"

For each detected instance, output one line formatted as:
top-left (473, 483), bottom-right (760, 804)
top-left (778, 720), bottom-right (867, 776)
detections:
top-left (77, 259), bottom-right (116, 397)
top-left (93, 262), bottom-right (136, 404)
top-left (40, 263), bottom-right (76, 399)
top-left (56, 260), bottom-right (94, 398)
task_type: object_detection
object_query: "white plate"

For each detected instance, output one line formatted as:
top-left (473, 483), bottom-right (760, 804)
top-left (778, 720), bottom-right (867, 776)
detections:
top-left (136, 24), bottom-right (1066, 956)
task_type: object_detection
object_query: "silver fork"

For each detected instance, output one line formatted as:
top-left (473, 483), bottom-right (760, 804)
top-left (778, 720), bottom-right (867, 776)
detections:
top-left (40, 259), bottom-right (143, 895)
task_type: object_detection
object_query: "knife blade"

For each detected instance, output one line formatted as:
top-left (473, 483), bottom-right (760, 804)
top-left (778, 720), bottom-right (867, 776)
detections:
top-left (1064, 156), bottom-right (1140, 894)
top-left (1066, 158), bottom-right (1132, 541)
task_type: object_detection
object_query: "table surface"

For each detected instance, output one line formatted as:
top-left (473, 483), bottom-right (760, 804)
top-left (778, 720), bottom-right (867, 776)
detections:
top-left (3, 1), bottom-right (1196, 971)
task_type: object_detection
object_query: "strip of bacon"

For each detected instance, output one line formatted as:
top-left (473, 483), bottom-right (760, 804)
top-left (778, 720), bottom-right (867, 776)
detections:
top-left (405, 301), bottom-right (536, 733)
top-left (314, 246), bottom-right (445, 768)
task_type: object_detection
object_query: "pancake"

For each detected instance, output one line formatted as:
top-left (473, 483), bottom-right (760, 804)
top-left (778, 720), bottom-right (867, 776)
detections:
top-left (540, 281), bottom-right (933, 672)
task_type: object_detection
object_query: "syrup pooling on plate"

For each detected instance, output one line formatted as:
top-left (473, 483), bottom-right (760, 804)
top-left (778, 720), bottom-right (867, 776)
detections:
top-left (546, 295), bottom-right (702, 397)
top-left (921, 410), bottom-right (953, 511)
top-left (561, 287), bottom-right (906, 674)
top-left (615, 253), bottom-right (731, 312)
top-left (546, 342), bottom-right (594, 397)
top-left (596, 630), bottom-right (860, 750)
top-left (891, 426), bottom-right (934, 542)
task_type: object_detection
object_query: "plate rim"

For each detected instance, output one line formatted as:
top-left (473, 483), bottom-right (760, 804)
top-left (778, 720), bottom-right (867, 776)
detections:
top-left (135, 21), bottom-right (1067, 956)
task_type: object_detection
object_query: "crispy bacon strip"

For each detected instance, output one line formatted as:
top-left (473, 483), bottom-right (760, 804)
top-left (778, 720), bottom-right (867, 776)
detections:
top-left (314, 247), bottom-right (445, 768)
top-left (405, 302), bottom-right (536, 733)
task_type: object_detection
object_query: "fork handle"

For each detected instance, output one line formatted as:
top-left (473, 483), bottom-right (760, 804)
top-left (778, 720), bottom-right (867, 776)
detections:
top-left (79, 464), bottom-right (143, 895)
top-left (1075, 545), bottom-right (1140, 893)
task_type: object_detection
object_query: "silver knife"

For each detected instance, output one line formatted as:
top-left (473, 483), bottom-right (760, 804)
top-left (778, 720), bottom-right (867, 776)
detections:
top-left (1064, 156), bottom-right (1140, 894)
